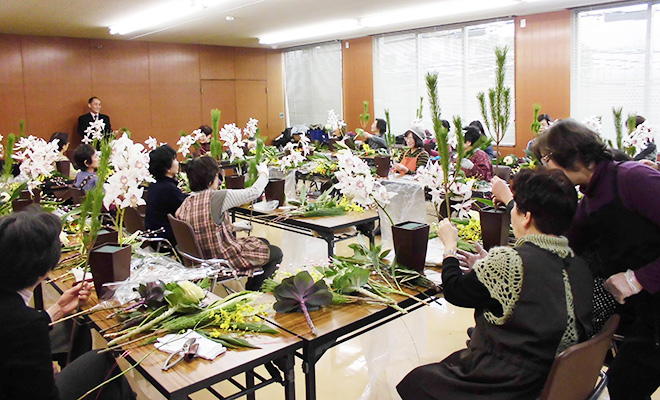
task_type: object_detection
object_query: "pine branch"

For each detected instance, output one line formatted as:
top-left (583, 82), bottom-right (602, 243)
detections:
top-left (612, 107), bottom-right (623, 149)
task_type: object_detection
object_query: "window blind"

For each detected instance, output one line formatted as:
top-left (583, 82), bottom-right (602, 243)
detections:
top-left (284, 42), bottom-right (343, 127)
top-left (374, 20), bottom-right (515, 146)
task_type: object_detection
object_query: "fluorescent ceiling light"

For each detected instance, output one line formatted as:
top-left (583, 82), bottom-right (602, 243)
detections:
top-left (259, 19), bottom-right (361, 45)
top-left (360, 0), bottom-right (516, 28)
top-left (109, 1), bottom-right (218, 35)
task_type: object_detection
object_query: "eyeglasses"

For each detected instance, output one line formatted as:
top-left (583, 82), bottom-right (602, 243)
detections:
top-left (541, 153), bottom-right (553, 166)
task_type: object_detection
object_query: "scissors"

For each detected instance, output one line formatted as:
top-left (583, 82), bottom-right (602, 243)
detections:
top-left (162, 338), bottom-right (199, 371)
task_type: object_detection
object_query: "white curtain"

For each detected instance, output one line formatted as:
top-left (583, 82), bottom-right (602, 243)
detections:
top-left (284, 42), bottom-right (343, 127)
top-left (571, 2), bottom-right (660, 143)
top-left (374, 20), bottom-right (515, 145)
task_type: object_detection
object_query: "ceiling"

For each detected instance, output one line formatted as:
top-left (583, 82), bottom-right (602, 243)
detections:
top-left (0, 0), bottom-right (622, 49)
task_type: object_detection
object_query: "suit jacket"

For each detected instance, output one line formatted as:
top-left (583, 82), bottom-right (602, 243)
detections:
top-left (77, 113), bottom-right (111, 139)
top-left (0, 290), bottom-right (59, 400)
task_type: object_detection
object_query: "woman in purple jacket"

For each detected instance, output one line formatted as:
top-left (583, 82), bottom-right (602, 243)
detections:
top-left (531, 119), bottom-right (660, 400)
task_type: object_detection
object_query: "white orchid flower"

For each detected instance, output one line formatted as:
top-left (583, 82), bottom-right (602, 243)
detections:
top-left (145, 136), bottom-right (158, 150)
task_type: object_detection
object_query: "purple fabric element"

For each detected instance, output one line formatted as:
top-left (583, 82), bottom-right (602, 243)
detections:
top-left (465, 149), bottom-right (493, 181)
top-left (565, 161), bottom-right (660, 293)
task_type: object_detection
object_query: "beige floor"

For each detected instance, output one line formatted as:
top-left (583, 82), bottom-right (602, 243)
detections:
top-left (43, 205), bottom-right (659, 400)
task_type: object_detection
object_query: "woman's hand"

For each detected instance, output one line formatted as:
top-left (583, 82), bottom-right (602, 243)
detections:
top-left (604, 271), bottom-right (643, 304)
top-left (47, 281), bottom-right (92, 321)
top-left (392, 162), bottom-right (409, 174)
top-left (437, 219), bottom-right (458, 252)
top-left (256, 163), bottom-right (269, 178)
top-left (456, 242), bottom-right (488, 272)
top-left (490, 176), bottom-right (513, 206)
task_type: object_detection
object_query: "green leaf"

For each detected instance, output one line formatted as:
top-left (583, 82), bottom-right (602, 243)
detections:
top-left (272, 271), bottom-right (333, 313)
top-left (333, 266), bottom-right (370, 295)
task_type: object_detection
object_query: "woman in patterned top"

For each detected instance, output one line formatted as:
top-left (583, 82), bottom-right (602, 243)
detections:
top-left (397, 168), bottom-right (593, 400)
top-left (462, 126), bottom-right (494, 181)
top-left (392, 125), bottom-right (429, 175)
top-left (176, 156), bottom-right (281, 290)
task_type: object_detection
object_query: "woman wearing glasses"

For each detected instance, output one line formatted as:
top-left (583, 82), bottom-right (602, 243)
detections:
top-left (493, 119), bottom-right (660, 400)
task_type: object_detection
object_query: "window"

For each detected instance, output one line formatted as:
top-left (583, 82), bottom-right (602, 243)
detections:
top-left (374, 20), bottom-right (515, 145)
top-left (284, 42), bottom-right (343, 127)
top-left (572, 2), bottom-right (660, 143)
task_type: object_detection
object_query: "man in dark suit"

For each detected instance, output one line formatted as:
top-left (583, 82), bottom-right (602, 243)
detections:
top-left (77, 96), bottom-right (111, 141)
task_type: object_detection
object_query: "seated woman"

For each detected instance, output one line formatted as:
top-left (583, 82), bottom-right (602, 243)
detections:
top-left (392, 125), bottom-right (430, 175)
top-left (469, 120), bottom-right (495, 159)
top-left (0, 207), bottom-right (135, 400)
top-left (397, 168), bottom-right (593, 400)
top-left (175, 156), bottom-right (281, 290)
top-left (72, 144), bottom-right (99, 193)
top-left (48, 132), bottom-right (71, 163)
top-left (359, 118), bottom-right (389, 151)
top-left (462, 126), bottom-right (494, 181)
top-left (145, 145), bottom-right (188, 247)
top-left (192, 125), bottom-right (212, 159)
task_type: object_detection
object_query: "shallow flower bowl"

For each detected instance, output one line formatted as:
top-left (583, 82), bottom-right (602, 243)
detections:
top-left (225, 174), bottom-right (245, 189)
top-left (55, 160), bottom-right (70, 177)
top-left (479, 206), bottom-right (511, 251)
top-left (265, 178), bottom-right (285, 207)
top-left (89, 243), bottom-right (131, 299)
top-left (392, 221), bottom-right (430, 273)
top-left (374, 155), bottom-right (391, 178)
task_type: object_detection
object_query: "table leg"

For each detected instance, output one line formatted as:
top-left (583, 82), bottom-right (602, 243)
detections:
top-left (283, 354), bottom-right (296, 400)
top-left (326, 236), bottom-right (334, 258)
top-left (246, 369), bottom-right (255, 400)
top-left (303, 358), bottom-right (317, 400)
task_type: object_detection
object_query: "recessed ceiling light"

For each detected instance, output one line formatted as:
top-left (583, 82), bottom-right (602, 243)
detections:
top-left (226, 16), bottom-right (235, 21)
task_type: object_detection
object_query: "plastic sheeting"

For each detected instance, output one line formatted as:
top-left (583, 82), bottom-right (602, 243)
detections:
top-left (107, 248), bottom-right (220, 304)
top-left (377, 175), bottom-right (444, 266)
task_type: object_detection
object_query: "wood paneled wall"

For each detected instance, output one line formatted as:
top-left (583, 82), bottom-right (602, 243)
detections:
top-left (513, 10), bottom-right (572, 156)
top-left (342, 37), bottom-right (375, 133)
top-left (0, 34), bottom-right (285, 153)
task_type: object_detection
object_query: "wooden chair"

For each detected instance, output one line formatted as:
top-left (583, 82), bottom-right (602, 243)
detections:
top-left (167, 214), bottom-right (253, 291)
top-left (539, 314), bottom-right (621, 400)
top-left (123, 206), bottom-right (145, 233)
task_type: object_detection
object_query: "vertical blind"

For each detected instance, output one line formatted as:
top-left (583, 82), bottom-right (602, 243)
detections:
top-left (284, 42), bottom-right (343, 127)
top-left (572, 2), bottom-right (660, 143)
top-left (373, 20), bottom-right (515, 146)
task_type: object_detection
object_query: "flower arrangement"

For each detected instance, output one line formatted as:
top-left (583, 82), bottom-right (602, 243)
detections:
top-left (333, 149), bottom-right (396, 224)
top-left (623, 121), bottom-right (656, 157)
top-left (219, 118), bottom-right (261, 175)
top-left (103, 133), bottom-right (154, 242)
top-left (583, 115), bottom-right (603, 135)
top-left (477, 46), bottom-right (512, 162)
top-left (81, 119), bottom-right (107, 144)
top-left (501, 154), bottom-right (518, 168)
top-left (144, 136), bottom-right (159, 151)
top-left (13, 135), bottom-right (61, 193)
top-left (415, 161), bottom-right (476, 219)
top-left (279, 143), bottom-right (306, 172)
top-left (325, 109), bottom-right (343, 134)
top-left (177, 129), bottom-right (206, 158)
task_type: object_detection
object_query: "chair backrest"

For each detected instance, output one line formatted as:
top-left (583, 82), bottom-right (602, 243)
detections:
top-left (167, 214), bottom-right (204, 267)
top-left (539, 314), bottom-right (620, 400)
top-left (68, 186), bottom-right (85, 205)
top-left (123, 206), bottom-right (145, 234)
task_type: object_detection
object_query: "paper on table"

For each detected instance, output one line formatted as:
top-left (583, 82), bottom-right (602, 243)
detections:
top-left (252, 200), bottom-right (279, 212)
top-left (155, 330), bottom-right (226, 360)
